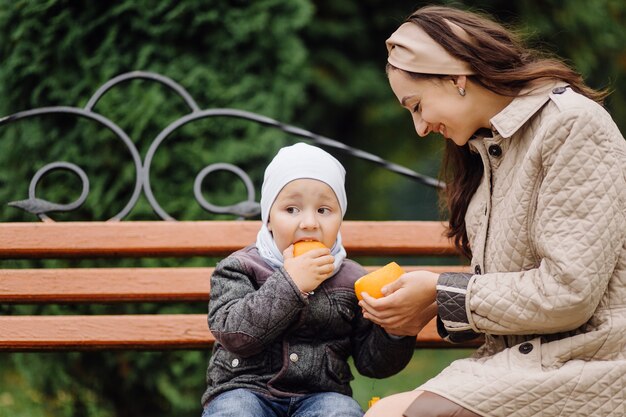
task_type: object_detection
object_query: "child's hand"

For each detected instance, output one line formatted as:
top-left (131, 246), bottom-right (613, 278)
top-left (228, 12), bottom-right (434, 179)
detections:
top-left (283, 245), bottom-right (335, 293)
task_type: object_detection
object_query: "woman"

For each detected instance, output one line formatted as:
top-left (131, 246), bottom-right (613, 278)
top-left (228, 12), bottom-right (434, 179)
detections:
top-left (359, 5), bottom-right (626, 417)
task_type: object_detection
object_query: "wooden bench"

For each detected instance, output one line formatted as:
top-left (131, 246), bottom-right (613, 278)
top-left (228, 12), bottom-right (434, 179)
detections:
top-left (0, 220), bottom-right (475, 351)
top-left (0, 73), bottom-right (478, 413)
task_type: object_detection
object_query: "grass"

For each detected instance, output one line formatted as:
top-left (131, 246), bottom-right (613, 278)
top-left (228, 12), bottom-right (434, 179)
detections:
top-left (351, 348), bottom-right (474, 410)
top-left (0, 349), bottom-right (473, 416)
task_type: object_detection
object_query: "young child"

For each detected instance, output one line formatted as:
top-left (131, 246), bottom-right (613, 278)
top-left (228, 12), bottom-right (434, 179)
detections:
top-left (201, 142), bottom-right (415, 417)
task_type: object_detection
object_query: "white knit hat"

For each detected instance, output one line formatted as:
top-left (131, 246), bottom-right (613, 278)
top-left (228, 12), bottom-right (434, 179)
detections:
top-left (260, 142), bottom-right (347, 225)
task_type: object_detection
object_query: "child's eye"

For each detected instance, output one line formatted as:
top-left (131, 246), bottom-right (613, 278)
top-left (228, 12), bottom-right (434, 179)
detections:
top-left (412, 102), bottom-right (421, 113)
top-left (286, 207), bottom-right (299, 214)
top-left (318, 207), bottom-right (330, 214)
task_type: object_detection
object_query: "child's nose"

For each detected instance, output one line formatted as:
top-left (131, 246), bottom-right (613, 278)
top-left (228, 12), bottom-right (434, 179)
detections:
top-left (299, 211), bottom-right (319, 229)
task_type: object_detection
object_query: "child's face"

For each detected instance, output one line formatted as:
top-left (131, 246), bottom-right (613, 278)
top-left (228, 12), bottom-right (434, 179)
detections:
top-left (268, 179), bottom-right (342, 253)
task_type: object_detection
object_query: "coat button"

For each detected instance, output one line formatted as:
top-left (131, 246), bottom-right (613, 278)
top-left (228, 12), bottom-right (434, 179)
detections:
top-left (474, 265), bottom-right (482, 275)
top-left (231, 358), bottom-right (239, 367)
top-left (552, 86), bottom-right (567, 94)
top-left (289, 353), bottom-right (299, 363)
top-left (519, 342), bottom-right (533, 354)
top-left (488, 144), bottom-right (502, 157)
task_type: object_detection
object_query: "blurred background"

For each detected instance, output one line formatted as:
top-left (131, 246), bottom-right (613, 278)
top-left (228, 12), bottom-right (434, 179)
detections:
top-left (0, 0), bottom-right (624, 415)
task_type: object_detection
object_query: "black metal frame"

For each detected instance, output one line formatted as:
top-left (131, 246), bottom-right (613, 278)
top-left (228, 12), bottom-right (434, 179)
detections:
top-left (0, 71), bottom-right (444, 221)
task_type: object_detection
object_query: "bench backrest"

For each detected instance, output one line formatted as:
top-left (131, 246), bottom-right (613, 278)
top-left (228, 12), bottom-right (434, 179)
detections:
top-left (0, 220), bottom-right (474, 351)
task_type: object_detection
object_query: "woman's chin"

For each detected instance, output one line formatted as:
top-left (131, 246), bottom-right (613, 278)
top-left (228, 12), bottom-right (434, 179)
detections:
top-left (449, 134), bottom-right (472, 146)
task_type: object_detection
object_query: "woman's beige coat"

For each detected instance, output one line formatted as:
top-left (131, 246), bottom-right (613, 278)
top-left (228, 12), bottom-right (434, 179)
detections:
top-left (421, 81), bottom-right (626, 416)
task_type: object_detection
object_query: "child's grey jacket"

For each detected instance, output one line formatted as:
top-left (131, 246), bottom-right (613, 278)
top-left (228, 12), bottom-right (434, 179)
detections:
top-left (201, 245), bottom-right (415, 406)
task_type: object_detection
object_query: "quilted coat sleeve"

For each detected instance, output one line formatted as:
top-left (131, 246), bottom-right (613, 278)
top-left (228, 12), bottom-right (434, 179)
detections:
top-left (465, 109), bottom-right (626, 335)
top-left (208, 256), bottom-right (308, 357)
top-left (436, 272), bottom-right (482, 342)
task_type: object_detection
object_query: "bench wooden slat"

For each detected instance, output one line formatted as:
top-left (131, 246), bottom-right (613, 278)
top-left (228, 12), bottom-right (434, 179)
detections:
top-left (0, 265), bottom-right (470, 303)
top-left (0, 315), bottom-right (479, 351)
top-left (0, 314), bottom-right (213, 351)
top-left (0, 268), bottom-right (212, 302)
top-left (0, 220), bottom-right (457, 258)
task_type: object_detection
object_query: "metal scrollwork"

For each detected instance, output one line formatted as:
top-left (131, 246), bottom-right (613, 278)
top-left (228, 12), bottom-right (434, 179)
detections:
top-left (193, 163), bottom-right (260, 220)
top-left (1, 70), bottom-right (444, 222)
top-left (0, 106), bottom-right (143, 221)
top-left (8, 162), bottom-right (89, 222)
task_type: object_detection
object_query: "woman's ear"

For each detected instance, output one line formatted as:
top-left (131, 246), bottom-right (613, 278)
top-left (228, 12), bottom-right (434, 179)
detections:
top-left (451, 75), bottom-right (467, 89)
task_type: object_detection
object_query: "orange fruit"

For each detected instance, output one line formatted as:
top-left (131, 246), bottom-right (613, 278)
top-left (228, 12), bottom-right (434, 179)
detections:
top-left (354, 262), bottom-right (405, 301)
top-left (293, 241), bottom-right (327, 257)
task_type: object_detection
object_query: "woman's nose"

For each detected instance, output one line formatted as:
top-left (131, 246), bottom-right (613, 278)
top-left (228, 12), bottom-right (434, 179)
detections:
top-left (413, 114), bottom-right (431, 137)
top-left (415, 119), bottom-right (431, 137)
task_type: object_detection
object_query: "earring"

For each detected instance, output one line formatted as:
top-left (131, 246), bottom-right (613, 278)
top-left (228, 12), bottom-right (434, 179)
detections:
top-left (458, 87), bottom-right (466, 96)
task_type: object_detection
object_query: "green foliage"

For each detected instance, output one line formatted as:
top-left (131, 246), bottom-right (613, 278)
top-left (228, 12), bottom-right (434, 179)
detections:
top-left (295, 0), bottom-right (626, 220)
top-left (514, 0), bottom-right (626, 129)
top-left (297, 0), bottom-right (440, 220)
top-left (0, 0), bottom-right (313, 222)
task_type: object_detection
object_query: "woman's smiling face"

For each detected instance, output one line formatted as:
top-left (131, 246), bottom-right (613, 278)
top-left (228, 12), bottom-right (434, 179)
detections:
top-left (388, 69), bottom-right (481, 146)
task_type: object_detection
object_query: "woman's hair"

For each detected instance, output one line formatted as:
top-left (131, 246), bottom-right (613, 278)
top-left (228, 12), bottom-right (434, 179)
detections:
top-left (394, 5), bottom-right (607, 259)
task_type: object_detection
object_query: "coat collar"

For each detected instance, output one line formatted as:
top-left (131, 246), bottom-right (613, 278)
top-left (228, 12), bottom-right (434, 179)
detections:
top-left (489, 80), bottom-right (568, 139)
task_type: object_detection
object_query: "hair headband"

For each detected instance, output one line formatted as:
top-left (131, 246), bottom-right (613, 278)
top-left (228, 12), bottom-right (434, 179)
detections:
top-left (386, 21), bottom-right (475, 75)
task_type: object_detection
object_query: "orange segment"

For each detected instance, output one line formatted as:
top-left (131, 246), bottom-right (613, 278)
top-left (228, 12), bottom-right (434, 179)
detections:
top-left (293, 241), bottom-right (327, 257)
top-left (354, 262), bottom-right (405, 300)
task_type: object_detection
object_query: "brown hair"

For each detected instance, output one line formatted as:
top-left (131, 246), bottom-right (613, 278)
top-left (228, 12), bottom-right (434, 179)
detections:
top-left (394, 5), bottom-right (607, 259)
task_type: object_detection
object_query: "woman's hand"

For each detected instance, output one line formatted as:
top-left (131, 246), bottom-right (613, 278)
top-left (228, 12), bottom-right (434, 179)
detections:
top-left (359, 271), bottom-right (439, 336)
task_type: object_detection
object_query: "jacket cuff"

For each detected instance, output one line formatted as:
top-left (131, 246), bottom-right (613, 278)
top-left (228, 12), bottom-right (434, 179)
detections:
top-left (436, 272), bottom-right (481, 343)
